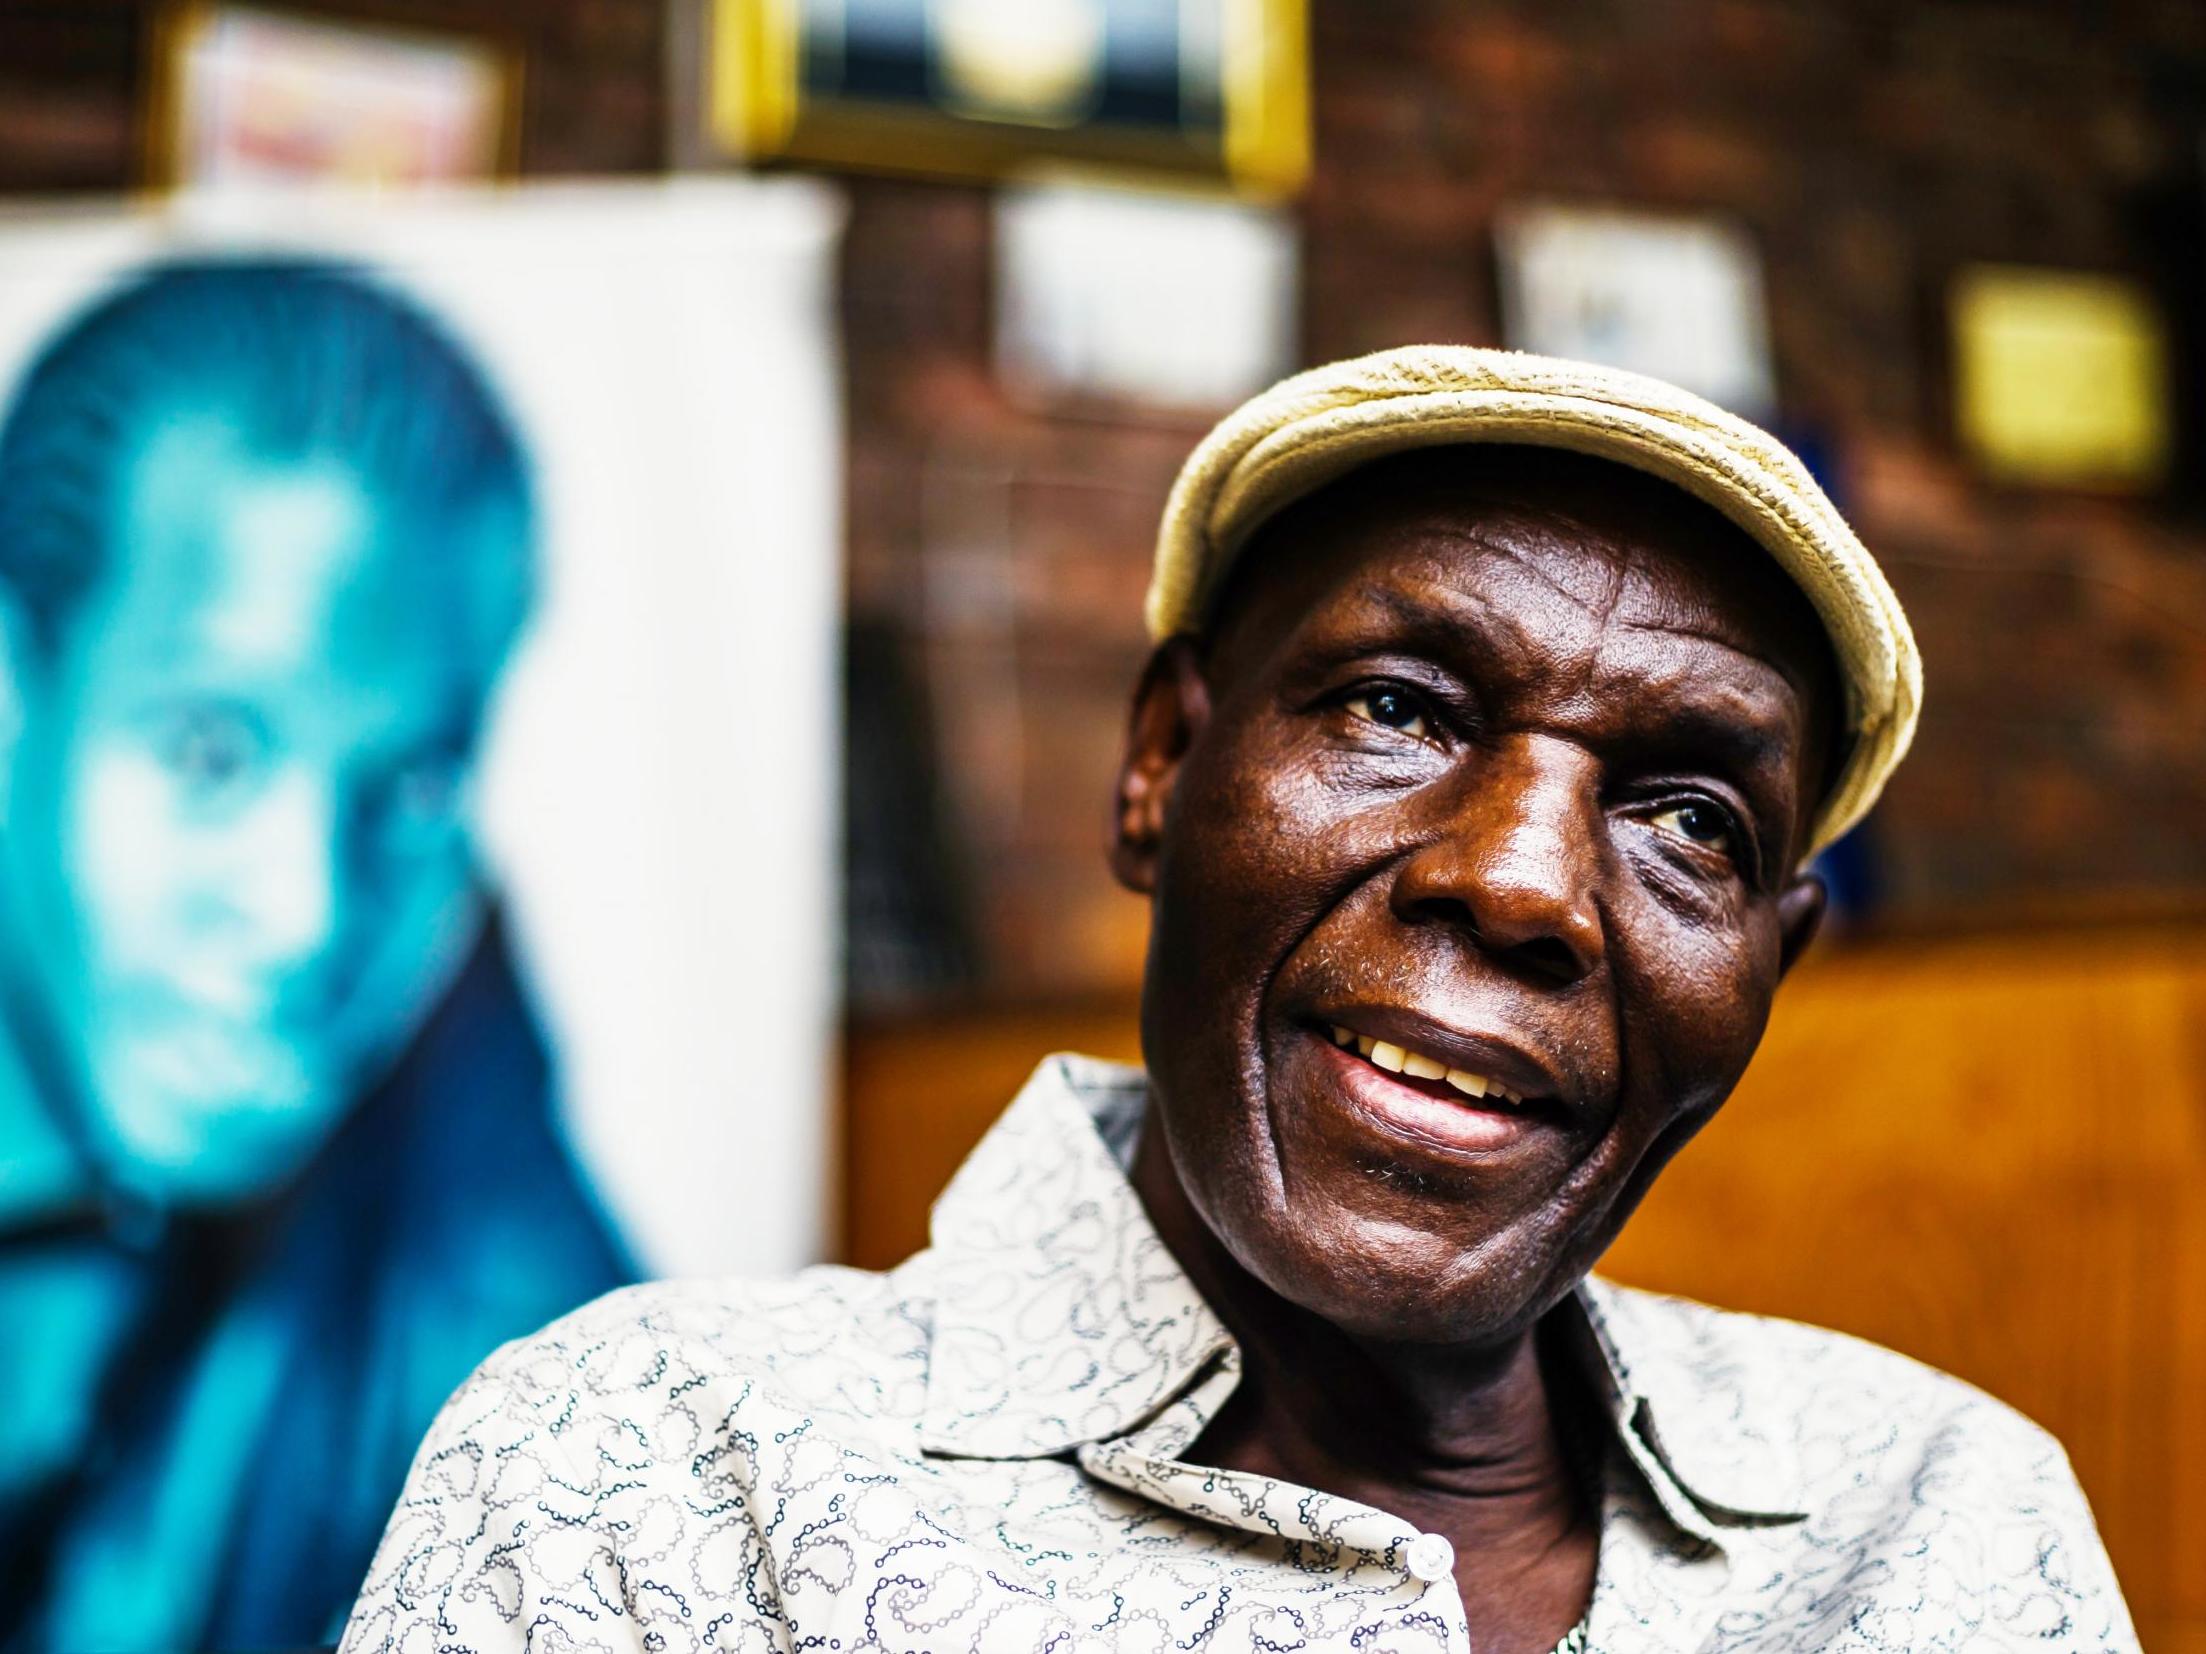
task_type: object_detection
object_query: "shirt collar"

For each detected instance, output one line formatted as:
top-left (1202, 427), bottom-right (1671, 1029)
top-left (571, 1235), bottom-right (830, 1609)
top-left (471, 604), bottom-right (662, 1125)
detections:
top-left (1569, 1276), bottom-right (1809, 1538)
top-left (917, 1054), bottom-right (1234, 1459)
top-left (917, 1055), bottom-right (1807, 1536)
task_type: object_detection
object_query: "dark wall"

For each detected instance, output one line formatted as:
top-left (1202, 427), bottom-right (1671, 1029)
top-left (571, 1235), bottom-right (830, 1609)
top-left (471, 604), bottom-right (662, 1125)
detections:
top-left (7, 0), bottom-right (2204, 998)
top-left (841, 2), bottom-right (2206, 996)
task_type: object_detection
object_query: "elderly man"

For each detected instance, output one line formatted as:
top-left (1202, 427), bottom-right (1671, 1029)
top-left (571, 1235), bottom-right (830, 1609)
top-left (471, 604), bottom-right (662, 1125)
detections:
top-left (342, 350), bottom-right (2135, 1652)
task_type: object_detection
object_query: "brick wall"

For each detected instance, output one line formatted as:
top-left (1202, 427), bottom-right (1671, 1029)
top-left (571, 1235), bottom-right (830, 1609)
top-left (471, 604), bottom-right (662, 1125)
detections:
top-left (843, 1), bottom-right (2206, 998)
top-left (5, 1), bottom-right (2204, 1000)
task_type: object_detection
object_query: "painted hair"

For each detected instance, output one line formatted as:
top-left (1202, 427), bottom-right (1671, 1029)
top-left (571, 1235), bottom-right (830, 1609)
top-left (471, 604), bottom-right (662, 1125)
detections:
top-left (0, 257), bottom-right (533, 655)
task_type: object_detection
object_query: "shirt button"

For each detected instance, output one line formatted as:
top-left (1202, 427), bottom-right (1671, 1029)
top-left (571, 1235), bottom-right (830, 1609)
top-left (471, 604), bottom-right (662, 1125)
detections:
top-left (1404, 1532), bottom-right (1455, 1583)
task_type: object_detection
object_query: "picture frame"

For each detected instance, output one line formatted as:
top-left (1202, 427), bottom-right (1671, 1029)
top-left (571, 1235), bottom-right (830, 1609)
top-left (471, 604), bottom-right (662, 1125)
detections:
top-left (1494, 200), bottom-right (1778, 422)
top-left (708, 0), bottom-right (1308, 197)
top-left (1947, 263), bottom-right (2171, 492)
top-left (147, 2), bottom-right (522, 191)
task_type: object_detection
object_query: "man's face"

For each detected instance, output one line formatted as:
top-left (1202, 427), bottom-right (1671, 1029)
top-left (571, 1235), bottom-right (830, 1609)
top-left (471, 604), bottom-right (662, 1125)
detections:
top-left (3, 413), bottom-right (525, 1206)
top-left (1117, 452), bottom-right (1836, 1347)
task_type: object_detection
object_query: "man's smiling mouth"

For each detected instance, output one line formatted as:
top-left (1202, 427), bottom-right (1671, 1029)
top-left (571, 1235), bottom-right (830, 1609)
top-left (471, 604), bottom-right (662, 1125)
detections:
top-left (1292, 1007), bottom-right (1580, 1158)
top-left (1322, 1023), bottom-right (1532, 1107)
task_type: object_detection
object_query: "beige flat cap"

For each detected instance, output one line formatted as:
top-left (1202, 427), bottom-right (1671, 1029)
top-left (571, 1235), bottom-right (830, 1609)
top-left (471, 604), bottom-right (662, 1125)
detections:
top-left (1145, 344), bottom-right (1921, 859)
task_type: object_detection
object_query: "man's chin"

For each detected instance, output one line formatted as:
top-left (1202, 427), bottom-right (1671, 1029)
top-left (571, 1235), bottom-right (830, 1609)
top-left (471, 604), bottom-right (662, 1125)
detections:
top-left (105, 1116), bottom-right (342, 1208)
top-left (1217, 1177), bottom-right (1566, 1349)
top-left (89, 1048), bottom-right (353, 1208)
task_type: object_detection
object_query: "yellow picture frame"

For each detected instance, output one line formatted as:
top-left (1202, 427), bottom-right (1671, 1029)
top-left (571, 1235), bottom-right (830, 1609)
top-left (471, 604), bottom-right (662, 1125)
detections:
top-left (708, 0), bottom-right (1307, 198)
top-left (1950, 265), bottom-right (2171, 492)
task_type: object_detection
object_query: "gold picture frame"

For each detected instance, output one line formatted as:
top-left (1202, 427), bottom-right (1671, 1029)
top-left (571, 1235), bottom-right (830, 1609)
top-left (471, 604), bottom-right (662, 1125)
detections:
top-left (709, 0), bottom-right (1307, 197)
top-left (147, 2), bottom-right (523, 191)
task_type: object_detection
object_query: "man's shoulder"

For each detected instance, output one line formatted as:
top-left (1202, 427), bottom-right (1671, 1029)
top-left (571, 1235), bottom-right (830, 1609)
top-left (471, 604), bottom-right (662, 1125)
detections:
top-left (1586, 1281), bottom-right (2134, 1646)
top-left (1586, 1276), bottom-right (2082, 1511)
top-left (432, 1256), bottom-right (938, 1466)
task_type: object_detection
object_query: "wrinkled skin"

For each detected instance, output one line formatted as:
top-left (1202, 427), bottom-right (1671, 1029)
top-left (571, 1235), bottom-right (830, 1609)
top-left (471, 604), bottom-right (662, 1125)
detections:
top-left (1112, 447), bottom-right (1838, 1653)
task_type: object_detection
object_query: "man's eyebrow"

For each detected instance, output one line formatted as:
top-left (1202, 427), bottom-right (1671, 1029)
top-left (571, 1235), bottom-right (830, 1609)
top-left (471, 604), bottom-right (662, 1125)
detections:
top-left (1613, 615), bottom-right (1827, 780)
top-left (1627, 696), bottom-right (1793, 776)
top-left (1357, 580), bottom-right (1498, 634)
top-left (1346, 581), bottom-right (1803, 749)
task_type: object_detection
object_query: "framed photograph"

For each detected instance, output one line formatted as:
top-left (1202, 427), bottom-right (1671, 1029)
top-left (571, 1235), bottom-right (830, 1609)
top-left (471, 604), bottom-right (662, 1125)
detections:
top-left (709, 0), bottom-right (1308, 195)
top-left (148, 2), bottom-right (521, 190)
top-left (994, 177), bottom-right (1298, 409)
top-left (1495, 201), bottom-right (1777, 422)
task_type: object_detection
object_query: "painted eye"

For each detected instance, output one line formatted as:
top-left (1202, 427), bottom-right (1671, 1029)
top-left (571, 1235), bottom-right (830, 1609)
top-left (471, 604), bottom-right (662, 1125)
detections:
top-left (1343, 687), bottom-right (1431, 740)
top-left (157, 707), bottom-right (262, 795)
top-left (391, 758), bottom-right (462, 823)
top-left (1649, 801), bottom-right (1735, 853)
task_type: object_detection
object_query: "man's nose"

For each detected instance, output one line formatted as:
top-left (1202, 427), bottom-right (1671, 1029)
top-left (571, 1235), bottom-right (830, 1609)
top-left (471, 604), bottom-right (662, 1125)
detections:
top-left (1387, 735), bottom-right (1606, 985)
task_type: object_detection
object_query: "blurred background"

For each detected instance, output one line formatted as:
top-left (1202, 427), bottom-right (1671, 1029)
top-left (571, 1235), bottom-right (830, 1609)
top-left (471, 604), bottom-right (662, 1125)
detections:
top-left (0, 1), bottom-right (2201, 1648)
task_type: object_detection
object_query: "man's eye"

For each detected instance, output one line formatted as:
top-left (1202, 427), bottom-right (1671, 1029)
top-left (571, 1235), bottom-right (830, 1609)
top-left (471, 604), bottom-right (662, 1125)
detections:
top-left (1648, 801), bottom-right (1735, 853)
top-left (1343, 687), bottom-right (1432, 740)
top-left (157, 708), bottom-right (262, 794)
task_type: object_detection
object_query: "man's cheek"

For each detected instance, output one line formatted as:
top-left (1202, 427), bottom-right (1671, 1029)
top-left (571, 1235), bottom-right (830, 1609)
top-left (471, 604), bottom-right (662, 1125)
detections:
top-left (1218, 739), bottom-right (1386, 880)
top-left (1655, 968), bottom-right (1773, 1111)
top-left (1170, 749), bottom-right (1307, 918)
top-left (66, 747), bottom-right (193, 980)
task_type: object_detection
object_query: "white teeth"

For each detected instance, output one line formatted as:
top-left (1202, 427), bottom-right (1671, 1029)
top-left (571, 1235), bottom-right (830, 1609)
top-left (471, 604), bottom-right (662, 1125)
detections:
top-left (1330, 1024), bottom-right (1535, 1107)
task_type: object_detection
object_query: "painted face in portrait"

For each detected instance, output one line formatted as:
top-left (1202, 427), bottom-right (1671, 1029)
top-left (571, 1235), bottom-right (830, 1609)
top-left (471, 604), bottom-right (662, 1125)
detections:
top-left (0, 264), bottom-right (532, 1207)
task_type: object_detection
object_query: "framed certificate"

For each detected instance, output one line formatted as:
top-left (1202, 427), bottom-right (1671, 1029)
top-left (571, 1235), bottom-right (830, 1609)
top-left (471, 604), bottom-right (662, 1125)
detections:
top-left (1950, 265), bottom-right (2171, 491)
top-left (709, 0), bottom-right (1307, 195)
top-left (149, 3), bottom-right (520, 190)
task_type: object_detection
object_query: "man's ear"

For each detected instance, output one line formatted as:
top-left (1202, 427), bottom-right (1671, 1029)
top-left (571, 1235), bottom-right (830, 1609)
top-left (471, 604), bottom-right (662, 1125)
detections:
top-left (1108, 637), bottom-right (1210, 896)
top-left (1775, 871), bottom-right (1828, 979)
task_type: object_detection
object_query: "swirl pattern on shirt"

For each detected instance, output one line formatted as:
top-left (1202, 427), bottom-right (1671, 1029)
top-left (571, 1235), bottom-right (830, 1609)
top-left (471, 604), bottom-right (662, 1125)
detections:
top-left (341, 1055), bottom-right (2138, 1653)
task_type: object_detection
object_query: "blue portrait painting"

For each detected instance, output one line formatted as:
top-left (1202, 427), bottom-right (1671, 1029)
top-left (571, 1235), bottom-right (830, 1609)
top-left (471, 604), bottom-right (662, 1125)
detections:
top-left (0, 260), bottom-right (634, 1648)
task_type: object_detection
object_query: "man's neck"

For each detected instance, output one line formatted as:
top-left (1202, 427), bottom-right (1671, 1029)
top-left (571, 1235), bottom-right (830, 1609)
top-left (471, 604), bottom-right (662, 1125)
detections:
top-left (1128, 1117), bottom-right (1598, 1652)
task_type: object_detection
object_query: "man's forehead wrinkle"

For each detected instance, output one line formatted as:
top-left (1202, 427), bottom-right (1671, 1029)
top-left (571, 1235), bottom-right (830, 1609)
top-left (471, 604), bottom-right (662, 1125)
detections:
top-left (1605, 541), bottom-right (1815, 683)
top-left (1397, 509), bottom-right (1631, 627)
top-left (1352, 565), bottom-right (1601, 692)
top-left (1601, 663), bottom-right (1795, 763)
top-left (1601, 581), bottom-right (1809, 707)
top-left (1614, 609), bottom-right (1779, 662)
top-left (1588, 589), bottom-right (1805, 739)
top-left (1396, 483), bottom-right (1815, 686)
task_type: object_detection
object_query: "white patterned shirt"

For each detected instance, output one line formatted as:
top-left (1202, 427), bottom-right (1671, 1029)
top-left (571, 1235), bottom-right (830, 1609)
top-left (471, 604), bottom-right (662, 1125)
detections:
top-left (342, 1054), bottom-right (2138, 1652)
